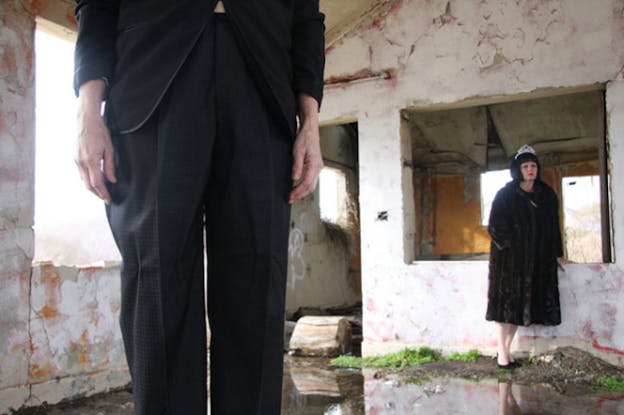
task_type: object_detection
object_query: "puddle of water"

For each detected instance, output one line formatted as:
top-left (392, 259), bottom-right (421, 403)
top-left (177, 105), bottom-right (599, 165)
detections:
top-left (282, 356), bottom-right (624, 415)
top-left (19, 356), bottom-right (624, 414)
top-left (282, 356), bottom-right (364, 414)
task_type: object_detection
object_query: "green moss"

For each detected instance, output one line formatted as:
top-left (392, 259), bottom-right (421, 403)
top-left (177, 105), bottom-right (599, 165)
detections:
top-left (444, 349), bottom-right (480, 363)
top-left (330, 347), bottom-right (441, 369)
top-left (330, 347), bottom-right (482, 369)
top-left (330, 355), bottom-right (363, 368)
top-left (595, 376), bottom-right (624, 392)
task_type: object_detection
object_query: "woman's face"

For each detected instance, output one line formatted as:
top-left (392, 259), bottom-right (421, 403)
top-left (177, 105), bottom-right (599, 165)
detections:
top-left (520, 161), bottom-right (538, 182)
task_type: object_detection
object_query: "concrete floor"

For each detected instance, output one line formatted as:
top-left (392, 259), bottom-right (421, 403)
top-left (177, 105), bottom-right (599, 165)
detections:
top-left (15, 356), bottom-right (624, 414)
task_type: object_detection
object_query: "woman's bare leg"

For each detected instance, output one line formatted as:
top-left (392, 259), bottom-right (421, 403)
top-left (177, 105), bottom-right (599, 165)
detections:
top-left (496, 323), bottom-right (510, 365)
top-left (504, 324), bottom-right (518, 362)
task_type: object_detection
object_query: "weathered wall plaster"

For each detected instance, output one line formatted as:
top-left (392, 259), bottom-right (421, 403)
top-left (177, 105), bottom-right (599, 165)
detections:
top-left (0, 2), bottom-right (126, 412)
top-left (323, 0), bottom-right (624, 121)
top-left (320, 0), bottom-right (624, 364)
top-left (0, 263), bottom-right (129, 413)
top-left (1, 0), bottom-right (37, 411)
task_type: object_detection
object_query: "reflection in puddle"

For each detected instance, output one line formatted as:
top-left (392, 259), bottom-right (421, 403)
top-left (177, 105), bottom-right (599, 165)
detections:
top-left (364, 375), bottom-right (624, 414)
top-left (24, 356), bottom-right (624, 414)
top-left (281, 357), bottom-right (624, 414)
top-left (282, 356), bottom-right (364, 414)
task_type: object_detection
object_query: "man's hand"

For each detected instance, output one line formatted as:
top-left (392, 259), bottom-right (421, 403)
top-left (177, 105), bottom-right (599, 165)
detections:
top-left (557, 256), bottom-right (572, 272)
top-left (75, 79), bottom-right (116, 204)
top-left (289, 93), bottom-right (323, 203)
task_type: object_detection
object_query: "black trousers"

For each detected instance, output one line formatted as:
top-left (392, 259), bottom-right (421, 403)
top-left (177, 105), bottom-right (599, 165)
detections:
top-left (106, 14), bottom-right (292, 415)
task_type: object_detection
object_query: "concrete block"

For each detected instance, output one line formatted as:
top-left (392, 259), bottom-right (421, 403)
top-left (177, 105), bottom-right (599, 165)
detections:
top-left (289, 316), bottom-right (352, 357)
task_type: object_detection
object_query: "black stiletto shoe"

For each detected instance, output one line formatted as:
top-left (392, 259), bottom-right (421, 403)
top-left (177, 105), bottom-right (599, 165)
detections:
top-left (496, 355), bottom-right (516, 370)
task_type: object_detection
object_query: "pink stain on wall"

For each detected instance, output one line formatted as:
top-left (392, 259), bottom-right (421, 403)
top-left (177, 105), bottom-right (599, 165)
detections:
top-left (366, 296), bottom-right (377, 312)
top-left (362, 0), bottom-right (405, 31)
top-left (593, 340), bottom-right (624, 356)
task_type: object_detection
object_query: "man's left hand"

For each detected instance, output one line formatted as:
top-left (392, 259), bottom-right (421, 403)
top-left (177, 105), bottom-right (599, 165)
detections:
top-left (289, 94), bottom-right (323, 203)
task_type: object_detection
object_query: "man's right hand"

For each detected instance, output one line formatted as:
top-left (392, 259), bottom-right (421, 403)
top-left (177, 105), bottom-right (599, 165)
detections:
top-left (75, 79), bottom-right (116, 204)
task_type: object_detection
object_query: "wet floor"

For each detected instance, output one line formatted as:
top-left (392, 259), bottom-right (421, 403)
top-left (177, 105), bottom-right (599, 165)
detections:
top-left (17, 356), bottom-right (624, 414)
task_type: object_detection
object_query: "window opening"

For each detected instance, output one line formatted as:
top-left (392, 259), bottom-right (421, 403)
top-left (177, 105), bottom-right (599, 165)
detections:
top-left (34, 28), bottom-right (119, 265)
top-left (319, 167), bottom-right (348, 225)
top-left (404, 89), bottom-right (610, 262)
top-left (562, 175), bottom-right (602, 263)
top-left (480, 170), bottom-right (510, 226)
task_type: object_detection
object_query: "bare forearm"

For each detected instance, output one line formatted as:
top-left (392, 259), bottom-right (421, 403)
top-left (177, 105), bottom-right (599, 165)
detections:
top-left (289, 93), bottom-right (323, 203)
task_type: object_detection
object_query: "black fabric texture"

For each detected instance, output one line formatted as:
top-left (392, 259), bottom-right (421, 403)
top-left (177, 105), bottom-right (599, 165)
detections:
top-left (73, 0), bottom-right (325, 137)
top-left (105, 15), bottom-right (292, 414)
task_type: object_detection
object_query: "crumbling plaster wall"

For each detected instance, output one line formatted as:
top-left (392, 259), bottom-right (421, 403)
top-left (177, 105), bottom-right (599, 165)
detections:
top-left (0, 2), bottom-right (129, 413)
top-left (320, 0), bottom-right (624, 364)
top-left (0, 1), bottom-right (37, 410)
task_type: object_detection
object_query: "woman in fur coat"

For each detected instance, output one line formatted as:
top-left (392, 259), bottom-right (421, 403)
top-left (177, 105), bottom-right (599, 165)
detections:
top-left (486, 144), bottom-right (568, 369)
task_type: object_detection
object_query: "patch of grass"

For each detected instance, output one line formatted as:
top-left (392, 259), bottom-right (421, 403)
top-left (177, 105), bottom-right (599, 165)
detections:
top-left (595, 376), bottom-right (624, 392)
top-left (330, 355), bottom-right (362, 368)
top-left (444, 349), bottom-right (480, 363)
top-left (330, 347), bottom-right (482, 369)
top-left (330, 347), bottom-right (441, 369)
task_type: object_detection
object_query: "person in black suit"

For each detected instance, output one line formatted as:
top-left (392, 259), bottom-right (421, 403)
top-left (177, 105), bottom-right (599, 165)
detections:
top-left (73, 1), bottom-right (325, 414)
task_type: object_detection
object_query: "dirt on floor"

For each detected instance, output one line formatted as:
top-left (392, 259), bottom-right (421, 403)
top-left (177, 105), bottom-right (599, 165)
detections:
top-left (379, 346), bottom-right (624, 396)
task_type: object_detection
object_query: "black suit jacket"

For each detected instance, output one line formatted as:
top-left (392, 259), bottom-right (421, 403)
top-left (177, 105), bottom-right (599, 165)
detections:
top-left (73, 0), bottom-right (325, 137)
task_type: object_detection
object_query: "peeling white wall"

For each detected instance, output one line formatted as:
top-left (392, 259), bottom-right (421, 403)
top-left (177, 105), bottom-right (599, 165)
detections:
top-left (1, 2), bottom-right (38, 411)
top-left (0, 2), bottom-right (127, 413)
top-left (320, 0), bottom-right (624, 364)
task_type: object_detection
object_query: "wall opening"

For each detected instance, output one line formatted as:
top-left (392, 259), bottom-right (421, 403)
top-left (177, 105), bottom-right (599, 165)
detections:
top-left (319, 166), bottom-right (348, 225)
top-left (34, 24), bottom-right (119, 265)
top-left (562, 175), bottom-right (602, 263)
top-left (319, 122), bottom-right (362, 300)
top-left (403, 89), bottom-right (611, 263)
top-left (480, 169), bottom-right (510, 226)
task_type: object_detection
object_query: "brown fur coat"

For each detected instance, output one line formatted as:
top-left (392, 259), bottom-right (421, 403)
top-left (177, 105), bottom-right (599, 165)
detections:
top-left (486, 180), bottom-right (563, 326)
